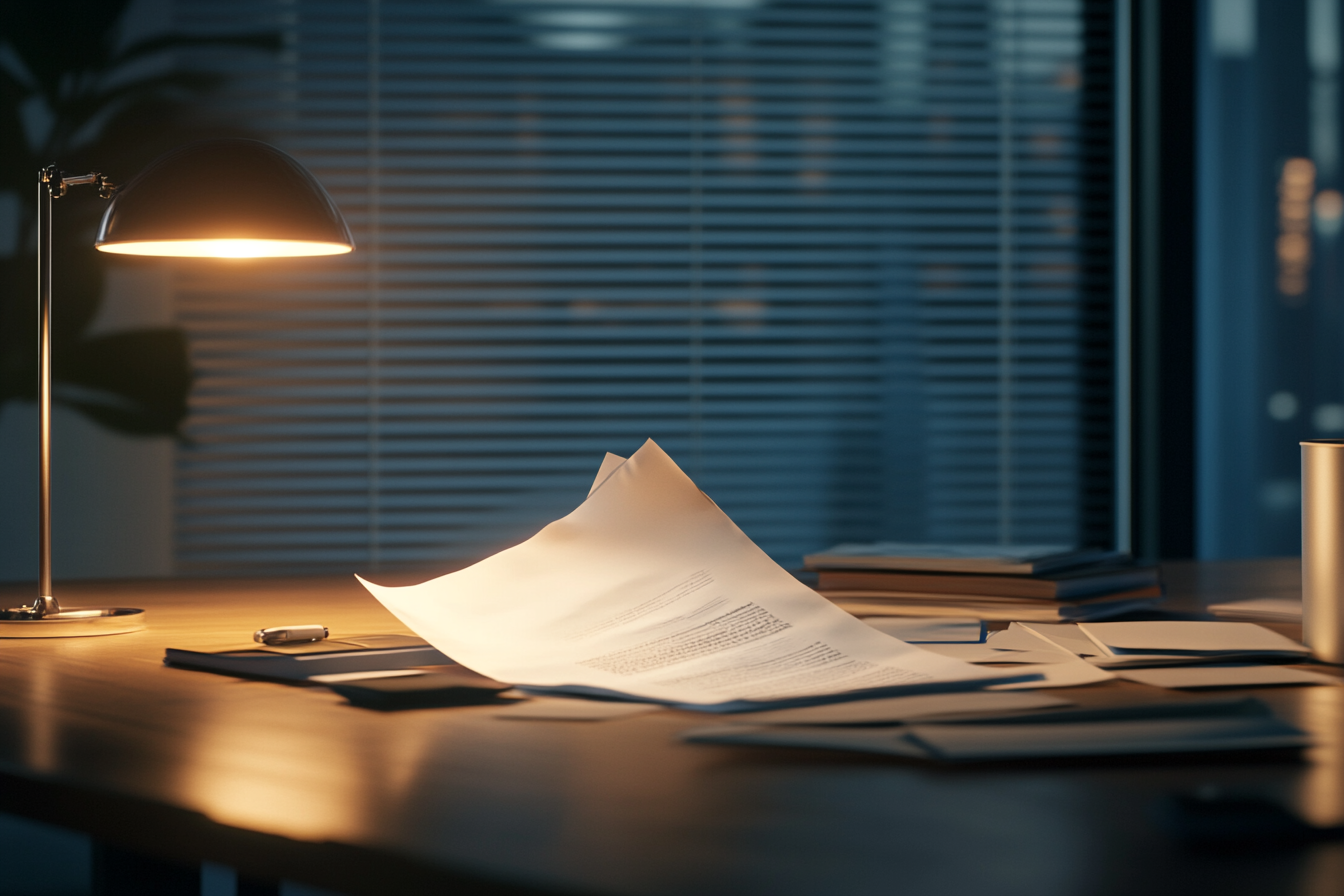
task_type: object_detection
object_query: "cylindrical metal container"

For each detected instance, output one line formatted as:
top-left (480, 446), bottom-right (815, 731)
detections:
top-left (1302, 439), bottom-right (1344, 663)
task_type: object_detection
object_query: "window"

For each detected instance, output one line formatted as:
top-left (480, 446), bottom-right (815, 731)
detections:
top-left (1198, 0), bottom-right (1340, 556)
top-left (170, 0), bottom-right (1119, 574)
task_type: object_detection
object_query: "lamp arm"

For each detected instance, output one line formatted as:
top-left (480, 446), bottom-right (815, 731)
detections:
top-left (40, 167), bottom-right (118, 200)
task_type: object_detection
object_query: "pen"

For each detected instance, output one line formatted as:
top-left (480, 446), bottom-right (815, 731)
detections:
top-left (254, 625), bottom-right (329, 645)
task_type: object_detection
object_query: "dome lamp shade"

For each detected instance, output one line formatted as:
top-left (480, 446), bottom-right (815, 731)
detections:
top-left (95, 139), bottom-right (354, 258)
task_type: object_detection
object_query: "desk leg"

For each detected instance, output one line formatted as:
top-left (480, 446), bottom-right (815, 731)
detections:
top-left (238, 876), bottom-right (282, 896)
top-left (92, 844), bottom-right (284, 896)
top-left (91, 842), bottom-right (197, 895)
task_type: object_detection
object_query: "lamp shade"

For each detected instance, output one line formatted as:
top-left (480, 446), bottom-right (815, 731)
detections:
top-left (95, 139), bottom-right (354, 258)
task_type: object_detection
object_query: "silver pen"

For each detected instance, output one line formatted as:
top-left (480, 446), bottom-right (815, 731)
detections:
top-left (254, 624), bottom-right (329, 645)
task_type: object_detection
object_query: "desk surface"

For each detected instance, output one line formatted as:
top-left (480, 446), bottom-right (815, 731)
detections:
top-left (0, 559), bottom-right (1337, 896)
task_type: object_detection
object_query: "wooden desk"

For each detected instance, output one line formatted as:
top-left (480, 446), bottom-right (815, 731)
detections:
top-left (0, 560), bottom-right (1339, 896)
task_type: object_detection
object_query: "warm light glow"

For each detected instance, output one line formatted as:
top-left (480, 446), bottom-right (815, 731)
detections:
top-left (96, 239), bottom-right (352, 258)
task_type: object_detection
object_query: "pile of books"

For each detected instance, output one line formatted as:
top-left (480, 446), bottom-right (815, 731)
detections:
top-left (803, 543), bottom-right (1163, 623)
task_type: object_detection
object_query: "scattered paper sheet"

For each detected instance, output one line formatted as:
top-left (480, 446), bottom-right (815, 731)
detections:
top-left (682, 711), bottom-right (1307, 762)
top-left (987, 660), bottom-right (1114, 689)
top-left (358, 441), bottom-right (1021, 711)
top-left (861, 617), bottom-right (986, 643)
top-left (494, 699), bottom-right (663, 721)
top-left (725, 691), bottom-right (1071, 725)
top-left (1015, 622), bottom-right (1104, 656)
top-left (985, 626), bottom-right (1042, 651)
top-left (1116, 665), bottom-right (1339, 690)
top-left (1077, 621), bottom-right (1309, 656)
top-left (986, 623), bottom-right (1080, 654)
top-left (1006, 622), bottom-right (1305, 670)
top-left (918, 644), bottom-right (1079, 664)
top-left (902, 715), bottom-right (1307, 761)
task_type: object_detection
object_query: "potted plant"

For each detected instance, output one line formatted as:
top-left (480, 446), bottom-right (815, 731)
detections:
top-left (0, 0), bottom-right (277, 434)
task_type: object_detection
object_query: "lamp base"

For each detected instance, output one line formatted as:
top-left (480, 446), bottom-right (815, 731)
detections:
top-left (0, 606), bottom-right (145, 638)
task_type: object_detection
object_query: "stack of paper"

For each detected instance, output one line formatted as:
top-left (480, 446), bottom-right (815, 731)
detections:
top-left (830, 593), bottom-right (1160, 623)
top-left (803, 542), bottom-right (1162, 622)
top-left (357, 441), bottom-right (1033, 712)
top-left (803, 544), bottom-right (1124, 575)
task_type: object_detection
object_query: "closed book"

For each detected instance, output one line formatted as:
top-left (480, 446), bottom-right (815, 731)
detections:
top-left (165, 634), bottom-right (451, 682)
top-left (816, 564), bottom-right (1160, 599)
top-left (818, 583), bottom-right (1162, 606)
top-left (828, 596), bottom-right (1161, 623)
top-left (803, 542), bottom-right (1126, 575)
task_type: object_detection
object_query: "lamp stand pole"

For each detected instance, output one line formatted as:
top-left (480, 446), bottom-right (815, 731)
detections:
top-left (0, 168), bottom-right (145, 636)
top-left (37, 166), bottom-right (58, 615)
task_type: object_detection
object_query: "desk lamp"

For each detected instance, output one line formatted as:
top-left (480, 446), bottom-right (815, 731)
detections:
top-left (0, 140), bottom-right (353, 636)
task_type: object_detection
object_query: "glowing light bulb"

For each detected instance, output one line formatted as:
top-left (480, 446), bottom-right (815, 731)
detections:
top-left (96, 239), bottom-right (352, 258)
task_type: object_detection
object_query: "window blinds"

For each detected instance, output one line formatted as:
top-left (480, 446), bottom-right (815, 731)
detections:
top-left (170, 0), bottom-right (1115, 575)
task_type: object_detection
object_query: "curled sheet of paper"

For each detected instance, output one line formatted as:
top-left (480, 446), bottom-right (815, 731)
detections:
top-left (358, 440), bottom-right (1026, 711)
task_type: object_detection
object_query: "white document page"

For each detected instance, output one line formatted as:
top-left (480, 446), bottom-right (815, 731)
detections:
top-left (358, 440), bottom-right (1020, 710)
top-left (1077, 621), bottom-right (1309, 656)
top-left (986, 623), bottom-right (1079, 653)
top-left (983, 623), bottom-right (1053, 652)
top-left (1116, 665), bottom-right (1338, 689)
top-left (1015, 622), bottom-right (1104, 656)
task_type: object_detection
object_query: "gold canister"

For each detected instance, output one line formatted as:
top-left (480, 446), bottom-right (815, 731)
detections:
top-left (1302, 439), bottom-right (1344, 663)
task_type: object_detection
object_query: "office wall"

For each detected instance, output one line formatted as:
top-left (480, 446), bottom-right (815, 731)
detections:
top-left (0, 267), bottom-right (175, 581)
top-left (0, 0), bottom-right (178, 583)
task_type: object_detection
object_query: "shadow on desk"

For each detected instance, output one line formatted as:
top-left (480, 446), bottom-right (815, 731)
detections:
top-left (0, 811), bottom-right (343, 896)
